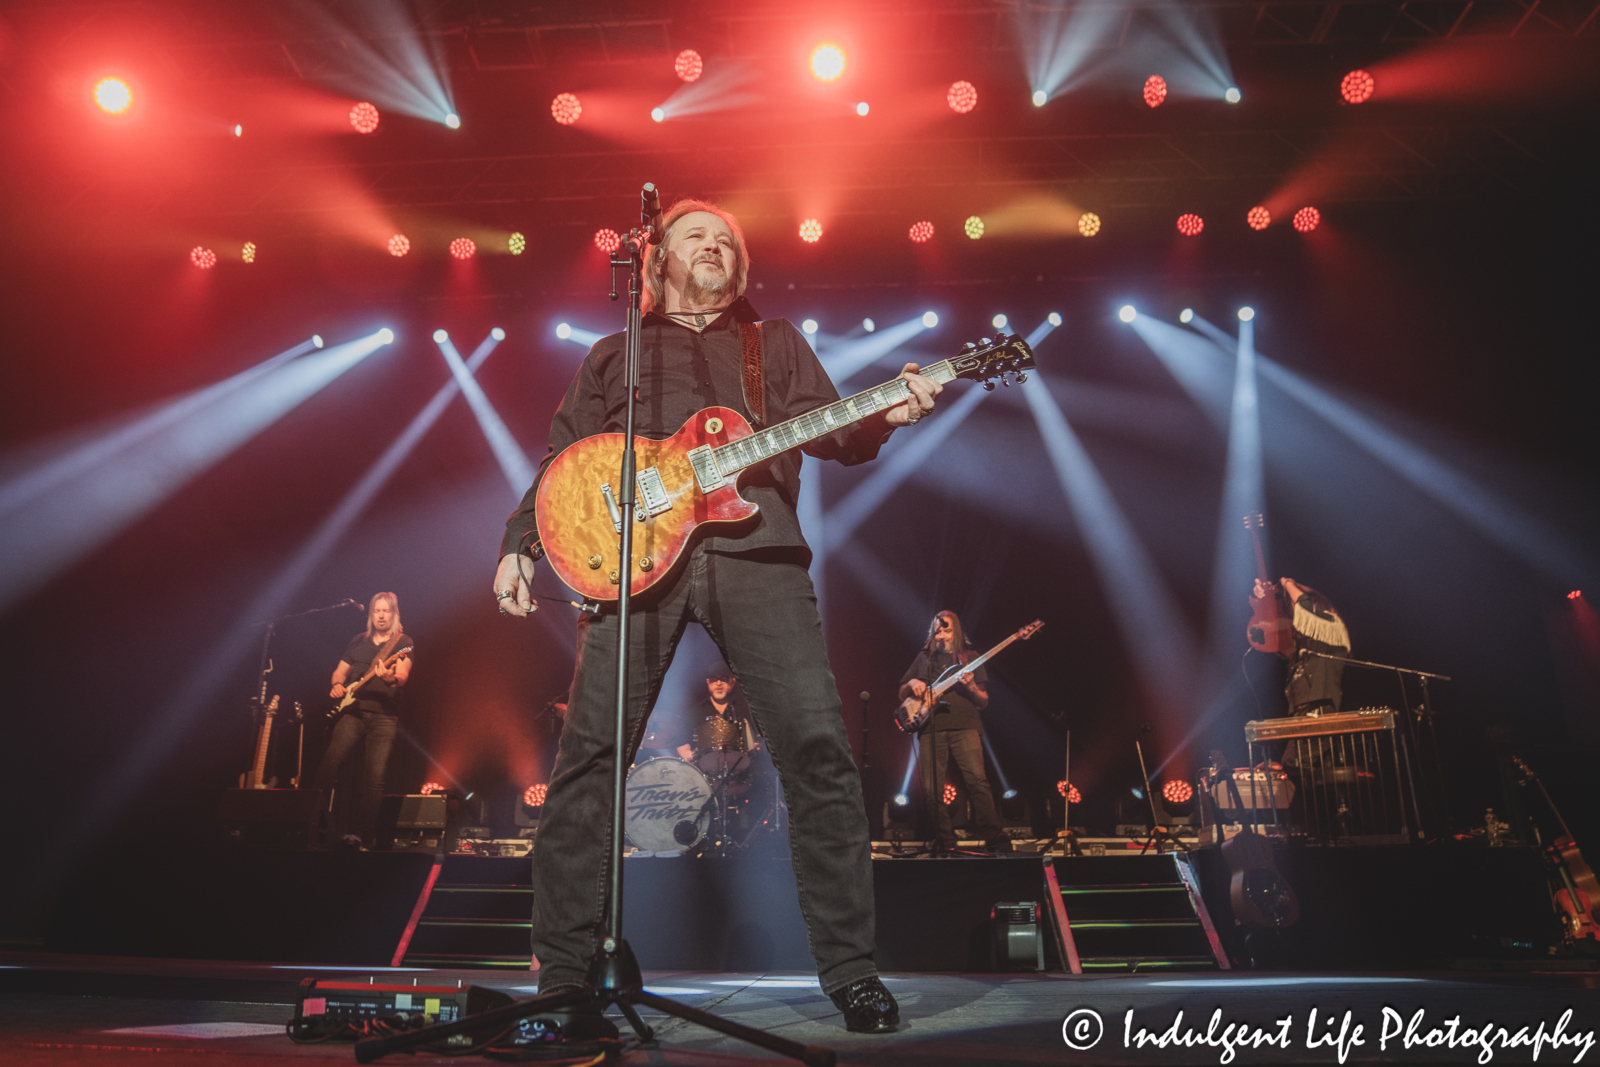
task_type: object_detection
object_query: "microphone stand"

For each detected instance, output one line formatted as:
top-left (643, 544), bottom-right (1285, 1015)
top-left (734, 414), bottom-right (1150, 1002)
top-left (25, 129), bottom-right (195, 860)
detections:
top-left (354, 187), bottom-right (836, 1067)
top-left (243, 599), bottom-right (363, 778)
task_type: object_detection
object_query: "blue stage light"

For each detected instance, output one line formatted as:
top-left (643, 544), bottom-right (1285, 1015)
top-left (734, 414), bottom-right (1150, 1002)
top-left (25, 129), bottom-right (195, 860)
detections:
top-left (1047, 312), bottom-right (1062, 327)
top-left (444, 112), bottom-right (461, 128)
top-left (862, 318), bottom-right (875, 333)
top-left (922, 311), bottom-right (938, 328)
top-left (1237, 307), bottom-right (1255, 322)
top-left (556, 323), bottom-right (571, 340)
top-left (1224, 87), bottom-right (1241, 103)
top-left (1032, 89), bottom-right (1048, 106)
top-left (1003, 788), bottom-right (1018, 800)
top-left (651, 107), bottom-right (665, 122)
top-left (491, 327), bottom-right (505, 340)
top-left (377, 328), bottom-right (394, 344)
top-left (1119, 305), bottom-right (1137, 323)
top-left (893, 793), bottom-right (909, 807)
top-left (992, 314), bottom-right (1009, 330)
top-left (312, 334), bottom-right (324, 348)
top-left (802, 319), bottom-right (818, 335)
top-left (1179, 308), bottom-right (1194, 324)
top-left (432, 328), bottom-right (448, 342)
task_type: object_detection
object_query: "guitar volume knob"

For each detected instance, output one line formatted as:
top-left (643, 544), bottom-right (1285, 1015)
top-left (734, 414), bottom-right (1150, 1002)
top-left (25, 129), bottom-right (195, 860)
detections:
top-left (587, 555), bottom-right (603, 569)
top-left (638, 556), bottom-right (654, 571)
top-left (608, 570), bottom-right (620, 585)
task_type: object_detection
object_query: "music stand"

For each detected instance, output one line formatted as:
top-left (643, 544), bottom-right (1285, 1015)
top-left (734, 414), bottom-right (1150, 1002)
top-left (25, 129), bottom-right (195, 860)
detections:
top-left (354, 186), bottom-right (836, 1067)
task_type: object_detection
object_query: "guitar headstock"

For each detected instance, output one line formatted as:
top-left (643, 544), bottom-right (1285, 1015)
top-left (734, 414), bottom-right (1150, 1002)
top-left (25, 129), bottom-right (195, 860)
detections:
top-left (265, 695), bottom-right (280, 714)
top-left (1018, 619), bottom-right (1045, 640)
top-left (948, 334), bottom-right (1036, 391)
top-left (1511, 755), bottom-right (1536, 781)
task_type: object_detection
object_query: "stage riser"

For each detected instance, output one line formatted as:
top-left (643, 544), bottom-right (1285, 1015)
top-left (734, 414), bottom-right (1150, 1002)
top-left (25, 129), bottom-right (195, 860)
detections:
top-left (44, 845), bottom-right (1560, 971)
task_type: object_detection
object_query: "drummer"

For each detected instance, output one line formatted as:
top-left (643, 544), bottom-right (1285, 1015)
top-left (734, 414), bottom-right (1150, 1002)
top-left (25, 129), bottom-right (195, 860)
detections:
top-left (698, 666), bottom-right (760, 755)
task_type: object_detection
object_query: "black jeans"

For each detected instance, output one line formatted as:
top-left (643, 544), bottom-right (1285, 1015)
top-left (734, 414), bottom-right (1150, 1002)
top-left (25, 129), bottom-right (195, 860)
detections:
top-left (314, 707), bottom-right (398, 845)
top-left (529, 543), bottom-right (879, 995)
top-left (918, 728), bottom-right (1002, 846)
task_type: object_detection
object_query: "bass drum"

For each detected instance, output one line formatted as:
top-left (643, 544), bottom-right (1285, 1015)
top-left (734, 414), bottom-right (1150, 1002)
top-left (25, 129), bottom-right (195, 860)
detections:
top-left (624, 757), bottom-right (711, 853)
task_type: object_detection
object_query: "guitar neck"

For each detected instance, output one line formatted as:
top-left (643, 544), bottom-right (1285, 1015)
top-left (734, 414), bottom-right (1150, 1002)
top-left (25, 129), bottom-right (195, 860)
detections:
top-left (931, 632), bottom-right (1020, 697)
top-left (711, 360), bottom-right (959, 476)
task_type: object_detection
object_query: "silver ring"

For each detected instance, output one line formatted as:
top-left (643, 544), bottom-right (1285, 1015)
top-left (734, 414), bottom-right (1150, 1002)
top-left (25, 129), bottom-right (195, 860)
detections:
top-left (495, 590), bottom-right (513, 601)
top-left (499, 606), bottom-right (510, 615)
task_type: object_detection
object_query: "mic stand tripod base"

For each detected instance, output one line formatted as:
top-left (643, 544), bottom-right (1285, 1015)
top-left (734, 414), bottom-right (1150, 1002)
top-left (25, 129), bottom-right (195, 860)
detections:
top-left (353, 937), bottom-right (837, 1067)
top-left (1138, 826), bottom-right (1184, 855)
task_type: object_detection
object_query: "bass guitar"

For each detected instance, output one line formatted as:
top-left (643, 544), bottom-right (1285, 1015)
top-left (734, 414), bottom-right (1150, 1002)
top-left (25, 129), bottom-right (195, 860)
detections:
top-left (238, 695), bottom-right (280, 789)
top-left (894, 619), bottom-right (1043, 735)
top-left (327, 643), bottom-right (413, 718)
top-left (535, 335), bottom-right (1035, 601)
top-left (1243, 513), bottom-right (1292, 656)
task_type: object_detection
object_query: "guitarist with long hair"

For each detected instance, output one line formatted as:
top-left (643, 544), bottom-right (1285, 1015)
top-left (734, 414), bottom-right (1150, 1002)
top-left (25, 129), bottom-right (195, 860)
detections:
top-left (898, 611), bottom-right (1002, 852)
top-left (312, 592), bottom-right (413, 849)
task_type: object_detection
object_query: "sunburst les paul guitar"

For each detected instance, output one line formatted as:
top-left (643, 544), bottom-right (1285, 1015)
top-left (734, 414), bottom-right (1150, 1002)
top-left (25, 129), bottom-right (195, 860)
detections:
top-left (535, 335), bottom-right (1036, 601)
top-left (327, 644), bottom-right (413, 719)
top-left (894, 620), bottom-right (1044, 735)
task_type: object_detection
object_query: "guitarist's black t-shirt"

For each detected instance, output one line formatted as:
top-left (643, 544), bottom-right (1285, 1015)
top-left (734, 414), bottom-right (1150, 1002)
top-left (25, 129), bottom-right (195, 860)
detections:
top-left (899, 650), bottom-right (987, 732)
top-left (341, 632), bottom-right (414, 714)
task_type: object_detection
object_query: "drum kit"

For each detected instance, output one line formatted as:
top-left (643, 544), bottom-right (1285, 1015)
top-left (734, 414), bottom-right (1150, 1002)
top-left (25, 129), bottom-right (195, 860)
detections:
top-left (624, 712), bottom-right (782, 856)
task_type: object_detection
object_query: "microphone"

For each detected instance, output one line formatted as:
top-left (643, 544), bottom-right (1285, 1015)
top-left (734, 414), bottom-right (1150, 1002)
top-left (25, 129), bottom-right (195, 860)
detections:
top-left (642, 182), bottom-right (664, 245)
top-left (347, 599), bottom-right (365, 611)
top-left (860, 691), bottom-right (871, 703)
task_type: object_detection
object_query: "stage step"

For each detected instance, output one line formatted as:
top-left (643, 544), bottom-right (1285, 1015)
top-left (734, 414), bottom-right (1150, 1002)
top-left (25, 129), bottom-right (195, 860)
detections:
top-left (1042, 854), bottom-right (1230, 974)
top-left (401, 859), bottom-right (535, 967)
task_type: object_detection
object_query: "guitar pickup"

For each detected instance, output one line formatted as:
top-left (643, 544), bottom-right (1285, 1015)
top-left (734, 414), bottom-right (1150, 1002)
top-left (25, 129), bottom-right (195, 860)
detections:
top-left (602, 472), bottom-right (673, 533)
top-left (687, 446), bottom-right (726, 492)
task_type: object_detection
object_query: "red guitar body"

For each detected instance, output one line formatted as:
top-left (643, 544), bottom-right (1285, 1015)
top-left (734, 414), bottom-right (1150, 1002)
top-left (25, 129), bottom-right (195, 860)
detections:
top-left (1244, 515), bottom-right (1292, 656)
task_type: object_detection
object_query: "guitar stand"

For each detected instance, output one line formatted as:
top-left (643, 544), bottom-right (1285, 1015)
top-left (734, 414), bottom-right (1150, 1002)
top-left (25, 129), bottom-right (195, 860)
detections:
top-left (355, 186), bottom-right (837, 1067)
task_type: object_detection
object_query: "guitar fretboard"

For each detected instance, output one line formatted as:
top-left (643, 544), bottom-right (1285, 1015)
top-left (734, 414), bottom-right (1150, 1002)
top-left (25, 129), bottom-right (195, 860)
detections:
top-left (712, 359), bottom-right (957, 476)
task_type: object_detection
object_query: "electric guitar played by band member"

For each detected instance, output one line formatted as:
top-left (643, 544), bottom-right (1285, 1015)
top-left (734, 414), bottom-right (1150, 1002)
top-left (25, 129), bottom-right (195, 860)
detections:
top-left (311, 592), bottom-right (413, 849)
top-left (489, 198), bottom-right (979, 1035)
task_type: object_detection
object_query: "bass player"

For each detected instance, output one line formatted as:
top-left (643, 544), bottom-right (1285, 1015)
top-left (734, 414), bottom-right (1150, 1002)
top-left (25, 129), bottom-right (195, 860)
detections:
top-left (898, 610), bottom-right (1002, 851)
top-left (312, 592), bottom-right (413, 850)
top-left (492, 198), bottom-right (938, 1034)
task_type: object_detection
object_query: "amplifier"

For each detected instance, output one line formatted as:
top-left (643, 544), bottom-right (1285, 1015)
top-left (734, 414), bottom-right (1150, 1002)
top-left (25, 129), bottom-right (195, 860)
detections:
top-left (216, 788), bottom-right (323, 848)
top-left (377, 794), bottom-right (448, 853)
top-left (290, 976), bottom-right (512, 1041)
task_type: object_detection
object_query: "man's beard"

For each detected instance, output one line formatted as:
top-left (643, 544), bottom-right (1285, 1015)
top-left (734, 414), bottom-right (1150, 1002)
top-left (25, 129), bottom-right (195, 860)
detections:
top-left (684, 262), bottom-right (730, 305)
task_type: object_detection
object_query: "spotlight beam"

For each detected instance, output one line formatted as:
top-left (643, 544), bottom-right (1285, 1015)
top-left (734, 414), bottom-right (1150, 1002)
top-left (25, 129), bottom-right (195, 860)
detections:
top-left (298, 0), bottom-right (455, 124)
top-left (1204, 318), bottom-right (1264, 688)
top-left (1129, 315), bottom-right (1232, 428)
top-left (0, 332), bottom-right (390, 614)
top-left (822, 385), bottom-right (990, 547)
top-left (818, 316), bottom-right (929, 384)
top-left (434, 335), bottom-right (534, 495)
top-left (0, 338), bottom-right (318, 518)
top-left (1022, 370), bottom-right (1197, 716)
top-left (652, 61), bottom-right (762, 121)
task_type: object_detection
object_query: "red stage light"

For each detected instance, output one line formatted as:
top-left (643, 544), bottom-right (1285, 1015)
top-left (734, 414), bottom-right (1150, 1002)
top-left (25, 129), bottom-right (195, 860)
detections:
top-left (675, 49), bottom-right (703, 83)
top-left (523, 783), bottom-right (548, 807)
top-left (943, 782), bottom-right (958, 806)
top-left (908, 221), bottom-right (934, 243)
top-left (94, 77), bottom-right (132, 114)
top-left (1247, 205), bottom-right (1271, 230)
top-left (947, 80), bottom-right (978, 114)
top-left (241, 242), bottom-right (256, 263)
top-left (420, 781), bottom-right (445, 795)
top-left (799, 218), bottom-right (823, 243)
top-left (1162, 779), bottom-right (1194, 805)
top-left (594, 229), bottom-right (621, 253)
top-left (551, 93), bottom-right (582, 125)
top-left (1056, 781), bottom-right (1082, 804)
top-left (1341, 69), bottom-right (1376, 105)
top-left (387, 234), bottom-right (410, 257)
top-left (810, 45), bottom-right (845, 81)
top-left (349, 102), bottom-right (380, 134)
top-left (1570, 590), bottom-right (1583, 601)
top-left (190, 247), bottom-right (216, 270)
top-left (1176, 213), bottom-right (1204, 236)
top-left (1143, 75), bottom-right (1167, 108)
top-left (1293, 206), bottom-right (1321, 232)
top-left (449, 237), bottom-right (476, 260)
top-left (1078, 212), bottom-right (1101, 237)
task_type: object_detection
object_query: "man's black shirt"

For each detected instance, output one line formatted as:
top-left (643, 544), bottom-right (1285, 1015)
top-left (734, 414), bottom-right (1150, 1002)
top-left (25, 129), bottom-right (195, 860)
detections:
top-left (501, 297), bottom-right (893, 562)
top-left (900, 649), bottom-right (988, 732)
top-left (340, 632), bottom-right (413, 714)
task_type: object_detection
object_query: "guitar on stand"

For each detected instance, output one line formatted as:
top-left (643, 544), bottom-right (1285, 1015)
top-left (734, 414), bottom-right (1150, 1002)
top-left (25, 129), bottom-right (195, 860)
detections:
top-left (894, 620), bottom-right (1044, 735)
top-left (239, 695), bottom-right (281, 789)
top-left (1512, 756), bottom-right (1600, 943)
top-left (327, 644), bottom-right (413, 719)
top-left (1243, 514), bottom-right (1292, 656)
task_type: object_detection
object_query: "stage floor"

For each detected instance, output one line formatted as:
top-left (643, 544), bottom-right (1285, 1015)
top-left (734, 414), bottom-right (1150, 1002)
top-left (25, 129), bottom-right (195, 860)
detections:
top-left (4, 952), bottom-right (1600, 1065)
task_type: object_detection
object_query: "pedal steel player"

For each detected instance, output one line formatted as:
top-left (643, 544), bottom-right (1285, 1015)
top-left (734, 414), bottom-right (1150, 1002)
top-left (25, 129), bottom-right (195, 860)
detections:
top-left (312, 592), bottom-right (413, 849)
top-left (492, 198), bottom-right (941, 1034)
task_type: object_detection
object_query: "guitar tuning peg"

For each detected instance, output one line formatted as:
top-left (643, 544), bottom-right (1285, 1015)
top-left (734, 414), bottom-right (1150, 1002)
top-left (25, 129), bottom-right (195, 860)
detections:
top-left (983, 380), bottom-right (996, 391)
top-left (979, 337), bottom-right (993, 347)
top-left (961, 342), bottom-right (977, 352)
top-left (1000, 375), bottom-right (1010, 386)
top-left (1014, 371), bottom-right (1027, 383)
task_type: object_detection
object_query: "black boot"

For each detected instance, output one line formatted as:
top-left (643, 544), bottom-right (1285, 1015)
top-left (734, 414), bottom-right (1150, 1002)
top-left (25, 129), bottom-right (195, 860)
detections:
top-left (828, 976), bottom-right (899, 1033)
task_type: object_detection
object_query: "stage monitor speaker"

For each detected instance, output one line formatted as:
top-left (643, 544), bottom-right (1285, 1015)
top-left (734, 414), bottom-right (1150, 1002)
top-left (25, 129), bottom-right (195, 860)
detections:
top-left (217, 788), bottom-right (323, 849)
top-left (377, 794), bottom-right (448, 854)
top-left (990, 901), bottom-right (1044, 971)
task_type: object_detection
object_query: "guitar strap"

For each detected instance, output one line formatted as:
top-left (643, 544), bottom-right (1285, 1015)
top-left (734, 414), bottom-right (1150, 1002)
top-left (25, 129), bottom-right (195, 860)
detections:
top-left (738, 321), bottom-right (765, 428)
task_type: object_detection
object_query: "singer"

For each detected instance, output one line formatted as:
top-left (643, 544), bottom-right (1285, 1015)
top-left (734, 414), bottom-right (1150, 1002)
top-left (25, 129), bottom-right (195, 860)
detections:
top-left (492, 198), bottom-right (941, 1033)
